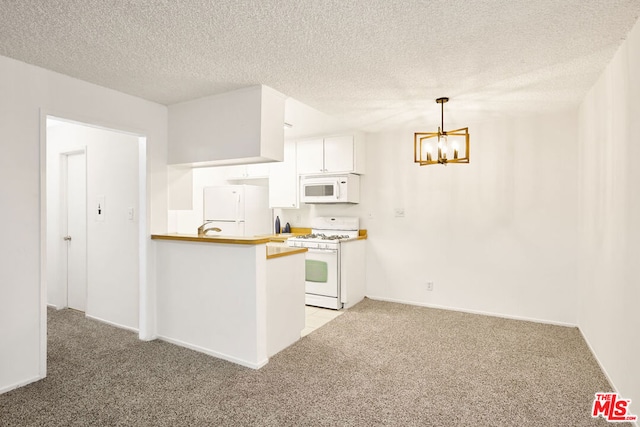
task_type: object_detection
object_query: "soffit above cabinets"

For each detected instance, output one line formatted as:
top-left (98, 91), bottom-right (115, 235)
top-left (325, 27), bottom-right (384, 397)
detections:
top-left (168, 85), bottom-right (285, 167)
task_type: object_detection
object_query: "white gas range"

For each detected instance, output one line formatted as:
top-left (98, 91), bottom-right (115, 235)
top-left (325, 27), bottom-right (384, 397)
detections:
top-left (287, 217), bottom-right (365, 310)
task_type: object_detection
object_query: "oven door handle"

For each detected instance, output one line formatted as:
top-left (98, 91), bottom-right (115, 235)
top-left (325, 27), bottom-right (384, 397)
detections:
top-left (306, 248), bottom-right (338, 254)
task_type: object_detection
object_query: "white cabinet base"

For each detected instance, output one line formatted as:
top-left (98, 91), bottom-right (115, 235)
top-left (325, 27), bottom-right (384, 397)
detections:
top-left (306, 294), bottom-right (342, 310)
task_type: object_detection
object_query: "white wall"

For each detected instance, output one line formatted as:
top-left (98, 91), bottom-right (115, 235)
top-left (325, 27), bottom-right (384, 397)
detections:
top-left (578, 17), bottom-right (640, 414)
top-left (278, 111), bottom-right (580, 325)
top-left (155, 241), bottom-right (267, 368)
top-left (0, 54), bottom-right (167, 393)
top-left (47, 122), bottom-right (140, 330)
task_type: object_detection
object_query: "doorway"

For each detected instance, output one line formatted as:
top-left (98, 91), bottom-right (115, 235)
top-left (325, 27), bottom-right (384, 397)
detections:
top-left (62, 150), bottom-right (87, 312)
top-left (45, 116), bottom-right (147, 332)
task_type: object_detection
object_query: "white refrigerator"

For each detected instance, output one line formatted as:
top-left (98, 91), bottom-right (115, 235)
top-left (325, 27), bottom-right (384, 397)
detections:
top-left (203, 185), bottom-right (271, 237)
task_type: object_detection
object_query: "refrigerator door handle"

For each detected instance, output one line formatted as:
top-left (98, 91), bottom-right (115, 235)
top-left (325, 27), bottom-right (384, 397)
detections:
top-left (235, 192), bottom-right (241, 224)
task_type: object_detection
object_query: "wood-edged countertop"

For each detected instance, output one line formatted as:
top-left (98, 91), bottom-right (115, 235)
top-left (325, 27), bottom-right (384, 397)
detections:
top-left (151, 228), bottom-right (367, 259)
top-left (152, 233), bottom-right (275, 245)
top-left (265, 244), bottom-right (307, 260)
top-left (151, 229), bottom-right (367, 245)
top-left (150, 233), bottom-right (308, 259)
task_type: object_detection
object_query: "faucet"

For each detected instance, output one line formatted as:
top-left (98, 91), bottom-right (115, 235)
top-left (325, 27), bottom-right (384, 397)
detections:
top-left (197, 221), bottom-right (222, 236)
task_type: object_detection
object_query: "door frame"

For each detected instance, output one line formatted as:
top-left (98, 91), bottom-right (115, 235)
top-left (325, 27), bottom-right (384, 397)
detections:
top-left (39, 110), bottom-right (150, 378)
top-left (60, 148), bottom-right (87, 310)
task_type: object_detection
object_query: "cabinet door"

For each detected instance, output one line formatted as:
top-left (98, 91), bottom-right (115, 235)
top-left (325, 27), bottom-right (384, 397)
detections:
top-left (222, 164), bottom-right (247, 179)
top-left (269, 141), bottom-right (299, 208)
top-left (323, 135), bottom-right (354, 173)
top-left (296, 138), bottom-right (325, 174)
top-left (225, 163), bottom-right (270, 180)
top-left (245, 163), bottom-right (270, 178)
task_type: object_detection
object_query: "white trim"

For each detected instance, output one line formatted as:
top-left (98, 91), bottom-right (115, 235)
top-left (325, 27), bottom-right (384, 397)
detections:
top-left (46, 303), bottom-right (62, 310)
top-left (137, 136), bottom-right (151, 340)
top-left (44, 113), bottom-right (147, 139)
top-left (0, 376), bottom-right (43, 395)
top-left (38, 111), bottom-right (48, 379)
top-left (85, 314), bottom-right (139, 334)
top-left (578, 329), bottom-right (639, 427)
top-left (39, 109), bottom-right (151, 387)
top-left (365, 295), bottom-right (578, 328)
top-left (156, 335), bottom-right (269, 370)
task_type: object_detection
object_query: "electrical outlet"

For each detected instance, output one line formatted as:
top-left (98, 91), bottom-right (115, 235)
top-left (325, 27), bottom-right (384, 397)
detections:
top-left (367, 212), bottom-right (375, 220)
top-left (295, 214), bottom-right (301, 223)
top-left (426, 282), bottom-right (434, 291)
top-left (394, 208), bottom-right (405, 218)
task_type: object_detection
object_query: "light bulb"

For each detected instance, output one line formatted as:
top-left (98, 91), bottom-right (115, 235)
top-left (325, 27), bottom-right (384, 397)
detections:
top-left (438, 133), bottom-right (448, 160)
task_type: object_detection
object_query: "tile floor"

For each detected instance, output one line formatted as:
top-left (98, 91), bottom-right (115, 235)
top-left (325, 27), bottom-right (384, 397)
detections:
top-left (301, 305), bottom-right (344, 337)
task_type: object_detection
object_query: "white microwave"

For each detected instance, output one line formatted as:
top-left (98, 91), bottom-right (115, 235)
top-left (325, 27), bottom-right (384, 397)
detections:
top-left (300, 174), bottom-right (360, 204)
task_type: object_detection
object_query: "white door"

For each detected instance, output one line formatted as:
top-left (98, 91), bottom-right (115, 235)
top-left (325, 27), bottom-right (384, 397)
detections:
top-left (65, 152), bottom-right (87, 311)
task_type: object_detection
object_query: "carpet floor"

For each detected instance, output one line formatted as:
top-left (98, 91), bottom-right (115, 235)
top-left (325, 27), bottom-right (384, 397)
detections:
top-left (0, 298), bottom-right (629, 426)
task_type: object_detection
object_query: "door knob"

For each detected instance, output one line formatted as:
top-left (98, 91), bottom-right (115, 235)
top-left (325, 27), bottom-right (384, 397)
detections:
top-left (63, 235), bottom-right (72, 241)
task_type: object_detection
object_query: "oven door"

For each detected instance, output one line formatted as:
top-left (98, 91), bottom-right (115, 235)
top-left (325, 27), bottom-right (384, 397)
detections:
top-left (305, 248), bottom-right (339, 298)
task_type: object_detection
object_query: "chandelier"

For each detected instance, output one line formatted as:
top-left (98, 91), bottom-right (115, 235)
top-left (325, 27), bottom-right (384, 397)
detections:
top-left (414, 97), bottom-right (469, 165)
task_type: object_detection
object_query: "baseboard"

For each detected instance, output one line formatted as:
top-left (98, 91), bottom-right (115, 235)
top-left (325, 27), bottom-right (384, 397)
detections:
top-left (85, 314), bottom-right (139, 333)
top-left (47, 303), bottom-right (61, 310)
top-left (578, 329), bottom-right (639, 427)
top-left (0, 375), bottom-right (42, 395)
top-left (156, 335), bottom-right (268, 370)
top-left (365, 295), bottom-right (577, 328)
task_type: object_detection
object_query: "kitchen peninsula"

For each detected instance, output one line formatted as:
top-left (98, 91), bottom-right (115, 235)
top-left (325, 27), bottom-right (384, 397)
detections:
top-left (151, 233), bottom-right (307, 368)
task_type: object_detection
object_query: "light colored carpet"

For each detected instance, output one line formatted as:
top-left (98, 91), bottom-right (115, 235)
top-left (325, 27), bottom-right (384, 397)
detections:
top-left (0, 298), bottom-right (628, 426)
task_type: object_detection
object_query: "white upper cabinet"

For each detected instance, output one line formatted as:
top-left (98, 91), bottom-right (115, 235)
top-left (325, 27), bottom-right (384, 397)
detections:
top-left (296, 138), bottom-right (324, 174)
top-left (269, 141), bottom-right (298, 208)
top-left (226, 163), bottom-right (270, 180)
top-left (324, 135), bottom-right (357, 173)
top-left (168, 85), bottom-right (286, 166)
top-left (296, 134), bottom-right (365, 175)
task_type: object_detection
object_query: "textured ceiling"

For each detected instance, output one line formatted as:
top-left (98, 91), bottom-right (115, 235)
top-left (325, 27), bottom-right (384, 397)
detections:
top-left (1, 1), bottom-right (639, 132)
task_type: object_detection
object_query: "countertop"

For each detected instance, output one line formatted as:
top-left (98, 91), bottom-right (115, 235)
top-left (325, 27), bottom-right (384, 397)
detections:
top-left (151, 233), bottom-right (273, 245)
top-left (150, 233), bottom-right (307, 259)
top-left (151, 229), bottom-right (367, 244)
top-left (265, 243), bottom-right (307, 260)
top-left (151, 229), bottom-right (367, 257)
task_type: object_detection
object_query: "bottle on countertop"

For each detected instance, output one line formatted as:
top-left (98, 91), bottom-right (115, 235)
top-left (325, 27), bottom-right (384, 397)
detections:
top-left (284, 222), bottom-right (291, 233)
top-left (275, 216), bottom-right (281, 234)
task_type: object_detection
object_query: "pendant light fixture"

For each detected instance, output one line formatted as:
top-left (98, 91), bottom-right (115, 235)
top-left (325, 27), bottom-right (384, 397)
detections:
top-left (414, 97), bottom-right (469, 165)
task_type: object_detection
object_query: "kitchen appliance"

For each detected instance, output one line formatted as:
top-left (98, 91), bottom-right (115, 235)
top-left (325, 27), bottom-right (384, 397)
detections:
top-left (300, 174), bottom-right (360, 204)
top-left (287, 216), bottom-right (362, 309)
top-left (203, 185), bottom-right (270, 236)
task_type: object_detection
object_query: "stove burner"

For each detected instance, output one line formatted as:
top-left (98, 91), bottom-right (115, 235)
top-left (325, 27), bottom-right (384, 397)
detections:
top-left (296, 233), bottom-right (351, 240)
